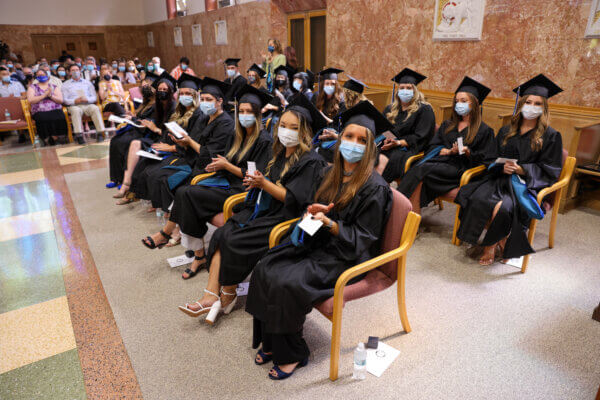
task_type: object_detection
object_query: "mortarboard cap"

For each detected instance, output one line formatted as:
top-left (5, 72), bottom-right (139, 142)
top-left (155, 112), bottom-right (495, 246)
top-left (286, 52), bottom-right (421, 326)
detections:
top-left (318, 67), bottom-right (344, 81)
top-left (512, 74), bottom-right (563, 99)
top-left (287, 92), bottom-right (328, 133)
top-left (392, 68), bottom-right (427, 85)
top-left (343, 74), bottom-right (368, 94)
top-left (340, 100), bottom-right (394, 135)
top-left (274, 65), bottom-right (294, 79)
top-left (236, 84), bottom-right (273, 108)
top-left (177, 72), bottom-right (202, 91)
top-left (247, 63), bottom-right (266, 78)
top-left (153, 71), bottom-right (177, 90)
top-left (200, 77), bottom-right (232, 100)
top-left (455, 76), bottom-right (491, 104)
top-left (224, 58), bottom-right (241, 66)
top-left (143, 72), bottom-right (160, 83)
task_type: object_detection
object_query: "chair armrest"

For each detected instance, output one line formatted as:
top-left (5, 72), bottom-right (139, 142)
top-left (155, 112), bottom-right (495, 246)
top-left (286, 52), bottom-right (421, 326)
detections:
top-left (223, 192), bottom-right (248, 222)
top-left (459, 165), bottom-right (486, 187)
top-left (536, 178), bottom-right (569, 205)
top-left (574, 121), bottom-right (600, 130)
top-left (126, 100), bottom-right (135, 113)
top-left (268, 218), bottom-right (301, 248)
top-left (404, 152), bottom-right (424, 173)
top-left (190, 172), bottom-right (215, 186)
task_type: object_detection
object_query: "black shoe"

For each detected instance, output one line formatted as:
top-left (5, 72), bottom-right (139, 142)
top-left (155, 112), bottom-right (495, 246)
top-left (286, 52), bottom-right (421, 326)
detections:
top-left (18, 134), bottom-right (26, 144)
top-left (48, 136), bottom-right (56, 146)
top-left (76, 135), bottom-right (85, 145)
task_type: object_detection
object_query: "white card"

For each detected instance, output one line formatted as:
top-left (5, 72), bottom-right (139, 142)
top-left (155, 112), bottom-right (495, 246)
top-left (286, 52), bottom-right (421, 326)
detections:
top-left (236, 282), bottom-right (250, 296)
top-left (494, 157), bottom-right (518, 164)
top-left (167, 254), bottom-right (194, 268)
top-left (298, 215), bottom-right (323, 236)
top-left (247, 161), bottom-right (257, 176)
top-left (136, 150), bottom-right (163, 161)
top-left (504, 256), bottom-right (524, 268)
top-left (366, 342), bottom-right (400, 377)
top-left (133, 97), bottom-right (143, 103)
top-left (108, 114), bottom-right (143, 128)
top-left (164, 121), bottom-right (188, 139)
top-left (457, 137), bottom-right (465, 154)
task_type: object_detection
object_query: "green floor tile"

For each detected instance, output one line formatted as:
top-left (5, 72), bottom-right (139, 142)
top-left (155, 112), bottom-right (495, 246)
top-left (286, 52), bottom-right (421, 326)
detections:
top-left (0, 349), bottom-right (86, 400)
top-left (0, 231), bottom-right (65, 313)
top-left (61, 144), bottom-right (108, 160)
top-left (0, 180), bottom-right (50, 218)
top-left (0, 152), bottom-right (43, 174)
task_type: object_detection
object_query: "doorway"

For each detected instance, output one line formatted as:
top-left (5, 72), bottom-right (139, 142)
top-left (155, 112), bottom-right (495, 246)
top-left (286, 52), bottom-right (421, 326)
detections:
top-left (287, 10), bottom-right (326, 73)
top-left (31, 34), bottom-right (107, 62)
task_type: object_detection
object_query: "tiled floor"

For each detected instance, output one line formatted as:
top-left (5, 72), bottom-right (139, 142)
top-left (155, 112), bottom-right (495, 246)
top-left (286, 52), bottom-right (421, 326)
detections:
top-left (0, 140), bottom-right (141, 399)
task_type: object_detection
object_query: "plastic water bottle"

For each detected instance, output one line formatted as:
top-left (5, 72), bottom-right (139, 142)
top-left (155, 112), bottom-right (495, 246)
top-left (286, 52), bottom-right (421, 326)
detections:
top-left (4, 109), bottom-right (10, 121)
top-left (33, 136), bottom-right (41, 148)
top-left (156, 209), bottom-right (166, 225)
top-left (352, 342), bottom-right (367, 380)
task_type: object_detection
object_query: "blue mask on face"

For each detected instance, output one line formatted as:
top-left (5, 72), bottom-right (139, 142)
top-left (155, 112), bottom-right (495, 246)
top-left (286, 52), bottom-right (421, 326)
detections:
top-left (7, 64), bottom-right (13, 69)
top-left (181, 64), bottom-right (188, 70)
top-left (339, 140), bottom-right (366, 163)
top-left (118, 66), bottom-right (125, 72)
top-left (37, 75), bottom-right (49, 83)
top-left (454, 102), bottom-right (471, 116)
top-left (268, 45), bottom-right (275, 53)
top-left (323, 85), bottom-right (335, 96)
top-left (397, 89), bottom-right (414, 103)
top-left (112, 63), bottom-right (118, 69)
top-left (200, 101), bottom-right (217, 115)
top-left (179, 95), bottom-right (194, 107)
top-left (293, 81), bottom-right (302, 92)
top-left (2, 76), bottom-right (11, 83)
top-left (86, 65), bottom-right (94, 71)
top-left (226, 69), bottom-right (236, 78)
top-left (137, 64), bottom-right (143, 69)
top-left (238, 114), bottom-right (256, 128)
top-left (147, 66), bottom-right (154, 72)
top-left (58, 70), bottom-right (66, 77)
top-left (76, 63), bottom-right (82, 67)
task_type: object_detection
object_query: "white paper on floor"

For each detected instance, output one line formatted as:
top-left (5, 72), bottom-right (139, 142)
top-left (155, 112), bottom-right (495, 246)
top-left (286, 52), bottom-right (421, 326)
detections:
top-left (236, 282), bottom-right (250, 296)
top-left (366, 342), bottom-right (400, 377)
top-left (167, 254), bottom-right (194, 268)
top-left (505, 256), bottom-right (524, 268)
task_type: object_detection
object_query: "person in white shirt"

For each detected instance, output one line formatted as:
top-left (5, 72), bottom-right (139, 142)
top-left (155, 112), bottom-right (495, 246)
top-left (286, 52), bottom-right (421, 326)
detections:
top-left (0, 67), bottom-right (25, 98)
top-left (61, 64), bottom-right (106, 144)
top-left (152, 56), bottom-right (164, 75)
top-left (82, 56), bottom-right (99, 82)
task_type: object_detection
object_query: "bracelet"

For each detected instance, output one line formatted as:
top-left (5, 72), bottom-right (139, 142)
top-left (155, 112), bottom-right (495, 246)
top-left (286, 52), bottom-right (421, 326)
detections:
top-left (326, 218), bottom-right (334, 230)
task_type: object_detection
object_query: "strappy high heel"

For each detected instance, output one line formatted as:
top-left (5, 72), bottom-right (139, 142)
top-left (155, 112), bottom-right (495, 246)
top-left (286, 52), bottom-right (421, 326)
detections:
top-left (255, 349), bottom-right (273, 365)
top-left (113, 182), bottom-right (131, 198)
top-left (141, 230), bottom-right (171, 249)
top-left (178, 289), bottom-right (219, 317)
top-left (182, 255), bottom-right (206, 280)
top-left (268, 358), bottom-right (309, 380)
top-left (205, 288), bottom-right (238, 325)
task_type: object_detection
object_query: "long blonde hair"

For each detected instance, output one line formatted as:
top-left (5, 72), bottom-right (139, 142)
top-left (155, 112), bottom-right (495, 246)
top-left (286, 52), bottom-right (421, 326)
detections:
top-left (314, 125), bottom-right (377, 210)
top-left (169, 90), bottom-right (199, 129)
top-left (226, 102), bottom-right (262, 162)
top-left (265, 110), bottom-right (313, 185)
top-left (446, 92), bottom-right (481, 145)
top-left (503, 95), bottom-right (549, 151)
top-left (343, 88), bottom-right (371, 108)
top-left (386, 84), bottom-right (430, 123)
top-left (316, 80), bottom-right (343, 118)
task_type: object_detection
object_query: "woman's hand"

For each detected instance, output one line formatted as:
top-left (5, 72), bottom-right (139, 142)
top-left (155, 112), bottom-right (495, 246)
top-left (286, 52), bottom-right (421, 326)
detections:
top-left (318, 129), bottom-right (338, 141)
top-left (205, 155), bottom-right (230, 172)
top-left (262, 104), bottom-right (278, 113)
top-left (503, 161), bottom-right (524, 175)
top-left (169, 133), bottom-right (191, 147)
top-left (381, 138), bottom-right (408, 151)
top-left (141, 119), bottom-right (161, 134)
top-left (243, 170), bottom-right (266, 189)
top-left (307, 202), bottom-right (334, 216)
top-left (151, 142), bottom-right (173, 152)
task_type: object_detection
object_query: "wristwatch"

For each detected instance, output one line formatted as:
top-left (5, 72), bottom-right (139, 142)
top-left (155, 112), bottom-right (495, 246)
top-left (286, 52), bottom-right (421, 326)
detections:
top-left (326, 218), bottom-right (334, 230)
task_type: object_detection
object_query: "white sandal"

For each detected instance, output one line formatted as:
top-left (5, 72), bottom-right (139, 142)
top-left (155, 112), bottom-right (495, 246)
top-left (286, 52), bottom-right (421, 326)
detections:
top-left (205, 288), bottom-right (238, 325)
top-left (178, 289), bottom-right (219, 317)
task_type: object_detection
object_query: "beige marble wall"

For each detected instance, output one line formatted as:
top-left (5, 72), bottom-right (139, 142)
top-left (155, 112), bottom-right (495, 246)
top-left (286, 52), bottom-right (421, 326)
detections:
top-left (327, 0), bottom-right (600, 108)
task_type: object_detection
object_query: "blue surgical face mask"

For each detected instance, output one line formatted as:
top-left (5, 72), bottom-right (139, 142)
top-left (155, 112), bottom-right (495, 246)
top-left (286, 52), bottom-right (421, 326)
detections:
top-left (118, 66), bottom-right (125, 72)
top-left (454, 101), bottom-right (470, 116)
top-left (179, 95), bottom-right (194, 107)
top-left (37, 75), bottom-right (49, 83)
top-left (52, 64), bottom-right (59, 70)
top-left (147, 66), bottom-right (154, 72)
top-left (46, 70), bottom-right (51, 77)
top-left (7, 64), bottom-right (13, 69)
top-left (112, 63), bottom-right (118, 69)
top-left (71, 71), bottom-right (81, 80)
top-left (323, 85), bottom-right (335, 96)
top-left (397, 89), bottom-right (414, 103)
top-left (58, 70), bottom-right (66, 77)
top-left (2, 76), bottom-right (11, 83)
top-left (268, 45), bottom-right (275, 53)
top-left (200, 101), bottom-right (217, 115)
top-left (181, 64), bottom-right (188, 70)
top-left (86, 65), bottom-right (94, 71)
top-left (248, 75), bottom-right (256, 84)
top-left (239, 113), bottom-right (256, 128)
top-left (226, 69), bottom-right (236, 78)
top-left (339, 140), bottom-right (366, 163)
top-left (137, 64), bottom-right (143, 69)
top-left (293, 80), bottom-right (302, 92)
top-left (128, 66), bottom-right (135, 72)
top-left (76, 63), bottom-right (82, 67)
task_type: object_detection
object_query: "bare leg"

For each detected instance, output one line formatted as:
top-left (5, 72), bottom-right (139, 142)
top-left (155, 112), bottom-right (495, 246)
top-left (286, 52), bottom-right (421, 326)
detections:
top-left (376, 154), bottom-right (388, 176)
top-left (479, 201), bottom-right (503, 265)
top-left (115, 140), bottom-right (141, 197)
top-left (166, 224), bottom-right (181, 247)
top-left (187, 249), bottom-right (220, 310)
top-left (409, 182), bottom-right (423, 215)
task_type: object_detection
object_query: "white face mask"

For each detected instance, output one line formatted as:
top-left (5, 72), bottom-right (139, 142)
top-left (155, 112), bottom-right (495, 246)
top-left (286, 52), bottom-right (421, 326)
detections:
top-left (323, 85), bottom-right (335, 96)
top-left (226, 69), bottom-right (236, 78)
top-left (277, 127), bottom-right (300, 147)
top-left (521, 104), bottom-right (543, 120)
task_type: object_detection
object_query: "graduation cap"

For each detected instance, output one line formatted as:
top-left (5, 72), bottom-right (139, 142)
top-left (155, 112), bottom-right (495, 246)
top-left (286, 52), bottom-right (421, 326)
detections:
top-left (455, 76), bottom-right (491, 104)
top-left (224, 58), bottom-right (241, 66)
top-left (340, 100), bottom-right (393, 135)
top-left (391, 68), bottom-right (427, 85)
top-left (512, 74), bottom-right (563, 99)
top-left (236, 84), bottom-right (273, 108)
top-left (152, 71), bottom-right (177, 90)
top-left (287, 92), bottom-right (328, 133)
top-left (200, 77), bottom-right (232, 100)
top-left (143, 72), bottom-right (160, 83)
top-left (177, 72), bottom-right (202, 91)
top-left (343, 74), bottom-right (368, 94)
top-left (247, 63), bottom-right (266, 78)
top-left (318, 67), bottom-right (344, 81)
top-left (274, 65), bottom-right (294, 79)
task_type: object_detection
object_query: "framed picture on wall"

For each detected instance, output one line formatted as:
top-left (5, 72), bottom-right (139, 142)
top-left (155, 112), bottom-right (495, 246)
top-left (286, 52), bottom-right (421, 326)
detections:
top-left (192, 24), bottom-right (202, 46)
top-left (215, 20), bottom-right (228, 45)
top-left (432, 0), bottom-right (486, 41)
top-left (174, 27), bottom-right (183, 47)
top-left (585, 0), bottom-right (600, 38)
top-left (147, 32), bottom-right (155, 48)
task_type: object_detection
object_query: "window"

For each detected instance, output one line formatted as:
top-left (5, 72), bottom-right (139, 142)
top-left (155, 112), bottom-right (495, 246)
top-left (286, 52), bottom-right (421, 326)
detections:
top-left (218, 0), bottom-right (235, 8)
top-left (176, 0), bottom-right (187, 16)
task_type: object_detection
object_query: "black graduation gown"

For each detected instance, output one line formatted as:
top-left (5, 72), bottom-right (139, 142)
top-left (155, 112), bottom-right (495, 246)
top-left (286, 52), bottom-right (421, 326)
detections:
top-left (206, 150), bottom-right (327, 286)
top-left (455, 126), bottom-right (563, 258)
top-left (141, 111), bottom-right (234, 212)
top-left (224, 75), bottom-right (247, 113)
top-left (245, 172), bottom-right (393, 337)
top-left (380, 103), bottom-right (436, 182)
top-left (397, 120), bottom-right (496, 207)
top-left (170, 130), bottom-right (273, 239)
top-left (108, 103), bottom-right (155, 184)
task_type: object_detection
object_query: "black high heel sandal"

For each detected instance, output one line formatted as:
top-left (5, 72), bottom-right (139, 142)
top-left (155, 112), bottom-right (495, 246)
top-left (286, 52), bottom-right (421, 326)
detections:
top-left (142, 230), bottom-right (171, 249)
top-left (182, 255), bottom-right (207, 280)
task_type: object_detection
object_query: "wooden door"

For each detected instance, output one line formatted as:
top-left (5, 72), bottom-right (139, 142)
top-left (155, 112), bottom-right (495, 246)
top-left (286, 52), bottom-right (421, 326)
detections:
top-left (31, 35), bottom-right (60, 61)
top-left (287, 10), bottom-right (326, 72)
top-left (79, 35), bottom-right (107, 61)
top-left (31, 34), bottom-right (107, 62)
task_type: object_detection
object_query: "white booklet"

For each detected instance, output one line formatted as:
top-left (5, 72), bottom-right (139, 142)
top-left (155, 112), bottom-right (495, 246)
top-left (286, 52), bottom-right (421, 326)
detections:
top-left (366, 341), bottom-right (400, 377)
top-left (164, 121), bottom-right (188, 139)
top-left (136, 150), bottom-right (163, 161)
top-left (108, 114), bottom-right (143, 128)
top-left (494, 157), bottom-right (518, 164)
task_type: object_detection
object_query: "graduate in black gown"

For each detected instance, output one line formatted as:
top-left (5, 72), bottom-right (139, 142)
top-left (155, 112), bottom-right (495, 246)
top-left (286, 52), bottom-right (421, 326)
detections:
top-left (142, 85), bottom-right (273, 280)
top-left (133, 73), bottom-right (204, 214)
top-left (223, 58), bottom-right (247, 114)
top-left (245, 101), bottom-right (394, 380)
top-left (397, 76), bottom-right (496, 214)
top-left (455, 74), bottom-right (564, 265)
top-left (312, 67), bottom-right (346, 121)
top-left (262, 65), bottom-right (295, 120)
top-left (109, 73), bottom-right (158, 193)
top-left (379, 68), bottom-right (436, 183)
top-left (247, 63), bottom-right (268, 93)
top-left (178, 95), bottom-right (328, 322)
top-left (291, 71), bottom-right (314, 103)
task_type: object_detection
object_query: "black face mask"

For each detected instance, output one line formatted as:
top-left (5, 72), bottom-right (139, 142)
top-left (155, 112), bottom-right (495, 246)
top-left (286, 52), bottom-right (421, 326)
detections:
top-left (157, 90), bottom-right (169, 100)
top-left (25, 74), bottom-right (33, 80)
top-left (275, 79), bottom-right (286, 87)
top-left (141, 85), bottom-right (154, 98)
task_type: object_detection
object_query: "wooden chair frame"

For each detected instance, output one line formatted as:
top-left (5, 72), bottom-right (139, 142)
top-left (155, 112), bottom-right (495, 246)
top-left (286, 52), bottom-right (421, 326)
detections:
top-left (22, 100), bottom-right (74, 144)
top-left (0, 99), bottom-right (35, 145)
top-left (268, 211), bottom-right (421, 381)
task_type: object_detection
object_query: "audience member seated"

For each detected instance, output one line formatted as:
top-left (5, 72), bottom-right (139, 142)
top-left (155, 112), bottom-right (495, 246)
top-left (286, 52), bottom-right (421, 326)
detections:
top-left (125, 60), bottom-right (140, 83)
top-left (152, 57), bottom-right (164, 75)
top-left (34, 63), bottom-right (62, 88)
top-left (56, 65), bottom-right (68, 83)
top-left (82, 56), bottom-right (99, 82)
top-left (98, 64), bottom-right (127, 116)
top-left (62, 64), bottom-right (106, 144)
top-left (170, 56), bottom-right (195, 80)
top-left (27, 68), bottom-right (68, 146)
top-left (0, 66), bottom-right (25, 98)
